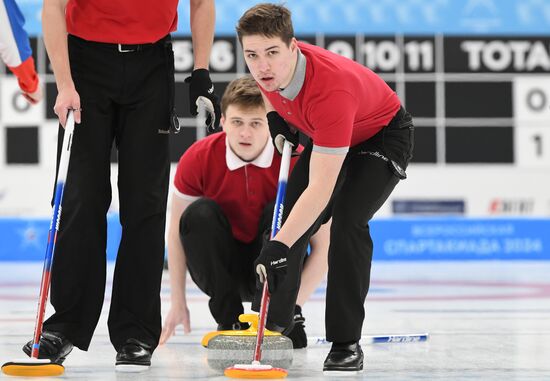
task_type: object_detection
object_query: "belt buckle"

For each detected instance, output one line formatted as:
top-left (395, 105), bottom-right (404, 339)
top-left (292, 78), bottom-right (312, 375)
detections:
top-left (118, 44), bottom-right (135, 53)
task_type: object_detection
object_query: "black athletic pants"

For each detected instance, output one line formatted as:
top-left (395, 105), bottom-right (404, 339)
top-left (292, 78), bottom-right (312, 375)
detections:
top-left (266, 107), bottom-right (414, 343)
top-left (179, 198), bottom-right (274, 325)
top-left (43, 34), bottom-right (173, 352)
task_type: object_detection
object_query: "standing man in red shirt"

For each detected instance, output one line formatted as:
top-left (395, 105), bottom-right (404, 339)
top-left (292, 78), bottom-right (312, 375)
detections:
top-left (22, 0), bottom-right (220, 372)
top-left (159, 76), bottom-right (329, 349)
top-left (237, 4), bottom-right (414, 373)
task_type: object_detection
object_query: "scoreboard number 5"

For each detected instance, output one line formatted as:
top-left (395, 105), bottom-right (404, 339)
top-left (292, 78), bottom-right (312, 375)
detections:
top-left (172, 39), bottom-right (235, 72)
top-left (173, 40), bottom-right (194, 72)
top-left (513, 77), bottom-right (550, 167)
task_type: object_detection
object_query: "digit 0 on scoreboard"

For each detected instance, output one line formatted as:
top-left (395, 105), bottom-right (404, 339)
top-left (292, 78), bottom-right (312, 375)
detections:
top-left (514, 76), bottom-right (550, 168)
top-left (0, 77), bottom-right (42, 125)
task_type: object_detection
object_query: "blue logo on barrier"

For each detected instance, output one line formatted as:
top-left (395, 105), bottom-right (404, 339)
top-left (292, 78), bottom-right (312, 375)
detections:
top-left (0, 215), bottom-right (122, 261)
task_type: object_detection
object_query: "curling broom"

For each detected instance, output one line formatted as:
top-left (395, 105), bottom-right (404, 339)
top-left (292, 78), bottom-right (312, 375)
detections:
top-left (224, 139), bottom-right (293, 379)
top-left (1, 111), bottom-right (76, 377)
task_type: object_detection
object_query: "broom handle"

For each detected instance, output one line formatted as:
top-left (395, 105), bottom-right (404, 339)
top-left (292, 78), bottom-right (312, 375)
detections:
top-left (31, 111), bottom-right (75, 359)
top-left (253, 139), bottom-right (293, 363)
top-left (253, 282), bottom-right (270, 362)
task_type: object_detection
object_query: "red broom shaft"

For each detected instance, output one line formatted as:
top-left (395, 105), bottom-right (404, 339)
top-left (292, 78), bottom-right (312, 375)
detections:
top-left (254, 282), bottom-right (270, 362)
top-left (31, 266), bottom-right (52, 358)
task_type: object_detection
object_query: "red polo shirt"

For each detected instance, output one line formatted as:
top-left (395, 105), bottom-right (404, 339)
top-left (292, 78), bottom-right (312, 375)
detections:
top-left (262, 42), bottom-right (401, 153)
top-left (66, 0), bottom-right (178, 44)
top-left (174, 132), bottom-right (298, 243)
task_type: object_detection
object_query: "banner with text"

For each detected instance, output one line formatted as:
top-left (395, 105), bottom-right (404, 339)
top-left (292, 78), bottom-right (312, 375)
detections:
top-left (1, 217), bottom-right (548, 261)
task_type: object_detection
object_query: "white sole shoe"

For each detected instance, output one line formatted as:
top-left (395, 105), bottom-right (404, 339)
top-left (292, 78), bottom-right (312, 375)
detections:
top-left (323, 369), bottom-right (364, 376)
top-left (115, 364), bottom-right (150, 373)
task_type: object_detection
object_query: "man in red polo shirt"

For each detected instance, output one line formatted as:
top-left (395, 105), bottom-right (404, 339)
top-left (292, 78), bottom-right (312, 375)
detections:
top-left (237, 3), bottom-right (414, 373)
top-left (159, 76), bottom-right (329, 349)
top-left (22, 0), bottom-right (219, 372)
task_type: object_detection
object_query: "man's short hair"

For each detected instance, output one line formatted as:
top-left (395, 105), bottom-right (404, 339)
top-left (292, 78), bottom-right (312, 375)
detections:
top-left (221, 75), bottom-right (264, 115)
top-left (236, 3), bottom-right (294, 46)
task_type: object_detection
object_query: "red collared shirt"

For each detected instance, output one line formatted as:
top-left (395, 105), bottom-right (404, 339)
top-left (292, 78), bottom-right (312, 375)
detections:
top-left (174, 132), bottom-right (298, 243)
top-left (66, 0), bottom-right (178, 44)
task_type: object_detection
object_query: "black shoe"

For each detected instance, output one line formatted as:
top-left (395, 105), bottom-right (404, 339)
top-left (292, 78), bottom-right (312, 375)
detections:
top-left (115, 339), bottom-right (152, 372)
top-left (22, 331), bottom-right (74, 365)
top-left (265, 320), bottom-right (287, 333)
top-left (323, 341), bottom-right (364, 373)
top-left (216, 322), bottom-right (250, 331)
top-left (285, 305), bottom-right (307, 348)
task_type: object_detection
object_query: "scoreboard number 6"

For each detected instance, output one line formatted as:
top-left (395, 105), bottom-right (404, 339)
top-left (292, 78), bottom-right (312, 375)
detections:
top-left (209, 40), bottom-right (235, 72)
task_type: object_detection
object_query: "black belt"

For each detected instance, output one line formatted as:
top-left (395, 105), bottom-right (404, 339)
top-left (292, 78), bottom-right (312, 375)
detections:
top-left (386, 106), bottom-right (412, 130)
top-left (68, 34), bottom-right (170, 53)
top-left (349, 105), bottom-right (410, 151)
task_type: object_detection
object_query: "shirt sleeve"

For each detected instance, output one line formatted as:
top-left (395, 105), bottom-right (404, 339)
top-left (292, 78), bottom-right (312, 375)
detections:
top-left (307, 90), bottom-right (358, 154)
top-left (173, 145), bottom-right (203, 200)
top-left (8, 56), bottom-right (39, 93)
top-left (0, 0), bottom-right (38, 93)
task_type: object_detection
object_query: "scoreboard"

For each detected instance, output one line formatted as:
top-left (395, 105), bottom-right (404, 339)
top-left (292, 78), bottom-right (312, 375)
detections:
top-left (1, 34), bottom-right (550, 216)
top-left (168, 34), bottom-right (550, 167)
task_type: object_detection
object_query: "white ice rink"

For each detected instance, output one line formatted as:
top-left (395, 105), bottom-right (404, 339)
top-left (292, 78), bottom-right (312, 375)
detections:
top-left (1, 261), bottom-right (550, 380)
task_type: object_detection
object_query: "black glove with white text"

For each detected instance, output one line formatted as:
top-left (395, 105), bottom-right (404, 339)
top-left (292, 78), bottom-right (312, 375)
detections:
top-left (254, 240), bottom-right (289, 294)
top-left (267, 111), bottom-right (299, 155)
top-left (185, 69), bottom-right (221, 132)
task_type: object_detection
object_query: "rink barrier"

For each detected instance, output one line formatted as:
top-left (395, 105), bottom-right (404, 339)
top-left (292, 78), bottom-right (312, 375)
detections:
top-left (0, 217), bottom-right (549, 261)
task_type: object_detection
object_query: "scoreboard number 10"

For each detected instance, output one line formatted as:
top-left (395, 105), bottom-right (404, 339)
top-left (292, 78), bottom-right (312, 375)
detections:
top-left (325, 39), bottom-right (434, 72)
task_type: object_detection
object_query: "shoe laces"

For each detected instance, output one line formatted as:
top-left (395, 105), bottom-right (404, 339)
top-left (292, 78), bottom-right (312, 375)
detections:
top-left (293, 312), bottom-right (305, 327)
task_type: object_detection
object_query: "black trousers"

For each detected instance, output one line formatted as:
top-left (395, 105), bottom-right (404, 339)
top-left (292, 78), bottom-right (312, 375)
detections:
top-left (43, 35), bottom-right (173, 352)
top-left (179, 198), bottom-right (274, 325)
top-left (268, 107), bottom-right (414, 342)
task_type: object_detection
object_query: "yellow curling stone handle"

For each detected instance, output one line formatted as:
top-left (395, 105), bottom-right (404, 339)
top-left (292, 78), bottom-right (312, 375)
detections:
top-left (201, 313), bottom-right (282, 347)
